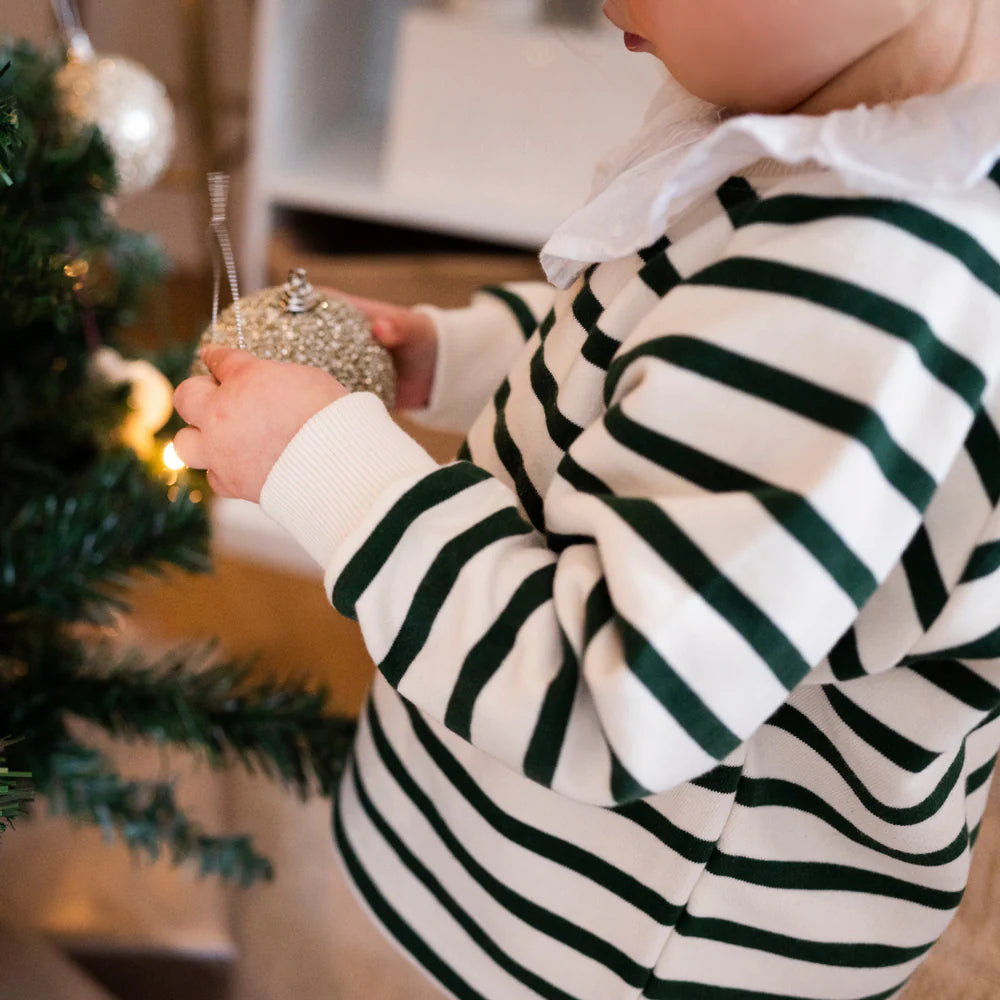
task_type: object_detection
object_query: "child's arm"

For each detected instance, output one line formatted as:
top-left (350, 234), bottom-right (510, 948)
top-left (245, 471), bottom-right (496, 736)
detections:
top-left (177, 201), bottom-right (1000, 806)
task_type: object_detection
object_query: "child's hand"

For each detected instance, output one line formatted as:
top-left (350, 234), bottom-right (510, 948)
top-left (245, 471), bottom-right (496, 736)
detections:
top-left (173, 346), bottom-right (347, 502)
top-left (332, 291), bottom-right (438, 410)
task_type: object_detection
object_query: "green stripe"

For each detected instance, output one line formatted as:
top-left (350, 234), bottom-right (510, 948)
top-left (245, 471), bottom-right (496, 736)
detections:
top-left (707, 852), bottom-right (963, 910)
top-left (403, 701), bottom-right (682, 923)
top-left (610, 750), bottom-right (652, 803)
top-left (964, 411), bottom-right (1000, 505)
top-left (961, 540), bottom-right (1000, 583)
top-left (444, 563), bottom-right (556, 738)
top-left (690, 764), bottom-right (743, 794)
top-left (828, 628), bottom-right (867, 681)
top-left (638, 249), bottom-right (682, 296)
top-left (333, 802), bottom-right (489, 1000)
top-left (529, 340), bottom-right (584, 452)
top-left (970, 818), bottom-right (984, 847)
top-left (379, 507), bottom-right (532, 687)
top-left (581, 580), bottom-right (659, 803)
top-left (365, 700), bottom-right (649, 987)
top-left (584, 578), bottom-right (614, 647)
top-left (522, 631), bottom-right (578, 787)
top-left (348, 758), bottom-right (580, 1000)
top-left (769, 705), bottom-right (966, 825)
top-left (604, 406), bottom-right (878, 606)
top-left (966, 755), bottom-right (997, 796)
top-left (972, 702), bottom-right (1000, 733)
top-left (618, 615), bottom-right (742, 759)
top-left (493, 379), bottom-right (546, 531)
top-left (823, 686), bottom-right (940, 773)
top-left (581, 324), bottom-right (621, 371)
top-left (571, 276), bottom-right (604, 332)
top-left (905, 659), bottom-right (1000, 711)
top-left (715, 176), bottom-right (760, 227)
top-left (676, 914), bottom-right (934, 968)
top-left (604, 496), bottom-right (813, 689)
top-left (644, 978), bottom-right (906, 1000)
top-left (613, 799), bottom-right (718, 865)
top-left (915, 622), bottom-right (1000, 661)
top-left (557, 452), bottom-right (612, 496)
top-left (901, 526), bottom-right (949, 630)
top-left (689, 256), bottom-right (985, 407)
top-left (607, 336), bottom-right (937, 512)
top-left (479, 285), bottom-right (539, 340)
top-left (638, 235), bottom-right (670, 262)
top-left (539, 308), bottom-right (557, 339)
top-left (457, 439), bottom-right (472, 461)
top-left (736, 776), bottom-right (969, 867)
top-left (738, 194), bottom-right (1000, 296)
top-left (333, 463), bottom-right (492, 617)
top-left (547, 529), bottom-right (594, 554)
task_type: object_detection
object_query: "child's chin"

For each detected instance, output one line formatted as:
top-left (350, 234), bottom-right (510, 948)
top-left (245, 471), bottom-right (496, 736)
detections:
top-left (649, 73), bottom-right (724, 125)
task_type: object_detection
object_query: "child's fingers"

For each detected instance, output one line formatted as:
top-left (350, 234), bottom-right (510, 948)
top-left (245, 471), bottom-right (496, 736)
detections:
top-left (206, 469), bottom-right (234, 498)
top-left (173, 375), bottom-right (218, 427)
top-left (371, 318), bottom-right (402, 347)
top-left (172, 426), bottom-right (210, 470)
top-left (201, 345), bottom-right (256, 383)
top-left (334, 289), bottom-right (385, 316)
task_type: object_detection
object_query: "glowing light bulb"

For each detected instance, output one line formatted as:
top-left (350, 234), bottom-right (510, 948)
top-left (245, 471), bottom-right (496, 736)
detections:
top-left (163, 440), bottom-right (186, 470)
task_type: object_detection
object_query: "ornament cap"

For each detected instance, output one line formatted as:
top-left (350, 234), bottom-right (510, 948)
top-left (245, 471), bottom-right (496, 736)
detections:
top-left (281, 268), bottom-right (322, 314)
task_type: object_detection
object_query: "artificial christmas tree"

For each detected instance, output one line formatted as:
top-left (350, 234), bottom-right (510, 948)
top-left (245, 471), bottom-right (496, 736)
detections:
top-left (0, 39), bottom-right (355, 882)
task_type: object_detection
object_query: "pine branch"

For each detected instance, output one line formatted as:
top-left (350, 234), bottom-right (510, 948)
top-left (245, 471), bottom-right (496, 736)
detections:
top-left (40, 737), bottom-right (273, 887)
top-left (68, 645), bottom-right (358, 796)
top-left (0, 61), bottom-right (19, 188)
top-left (1, 450), bottom-right (210, 626)
top-left (0, 736), bottom-right (33, 836)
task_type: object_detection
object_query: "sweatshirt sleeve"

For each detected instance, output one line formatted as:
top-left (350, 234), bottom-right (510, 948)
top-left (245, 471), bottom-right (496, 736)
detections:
top-left (403, 281), bottom-right (556, 435)
top-left (260, 200), bottom-right (1000, 807)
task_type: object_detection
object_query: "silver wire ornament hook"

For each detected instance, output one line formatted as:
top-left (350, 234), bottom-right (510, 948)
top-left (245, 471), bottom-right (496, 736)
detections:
top-left (207, 172), bottom-right (245, 350)
top-left (50, 0), bottom-right (93, 59)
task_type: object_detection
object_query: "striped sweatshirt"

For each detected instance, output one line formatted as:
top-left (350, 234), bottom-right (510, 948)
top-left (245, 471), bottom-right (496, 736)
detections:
top-left (261, 85), bottom-right (1000, 1000)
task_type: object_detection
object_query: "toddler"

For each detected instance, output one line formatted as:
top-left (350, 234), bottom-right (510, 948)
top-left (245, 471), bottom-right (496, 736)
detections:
top-left (175, 1), bottom-right (1000, 997)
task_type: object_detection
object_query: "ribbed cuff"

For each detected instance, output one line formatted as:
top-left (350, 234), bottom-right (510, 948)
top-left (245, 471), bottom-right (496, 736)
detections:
top-left (260, 392), bottom-right (439, 573)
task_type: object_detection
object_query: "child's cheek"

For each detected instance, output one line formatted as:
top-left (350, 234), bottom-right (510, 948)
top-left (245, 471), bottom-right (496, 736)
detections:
top-left (631, 0), bottom-right (919, 112)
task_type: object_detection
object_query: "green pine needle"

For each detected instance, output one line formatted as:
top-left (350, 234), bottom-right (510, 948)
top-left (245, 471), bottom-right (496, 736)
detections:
top-left (0, 736), bottom-right (34, 836)
top-left (73, 645), bottom-right (358, 797)
top-left (43, 738), bottom-right (273, 886)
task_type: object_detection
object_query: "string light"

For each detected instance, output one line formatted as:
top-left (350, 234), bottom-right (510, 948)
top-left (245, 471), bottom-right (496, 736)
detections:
top-left (163, 440), bottom-right (186, 471)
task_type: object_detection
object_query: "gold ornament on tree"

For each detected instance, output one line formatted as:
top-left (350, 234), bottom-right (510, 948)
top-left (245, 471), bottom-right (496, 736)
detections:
top-left (192, 174), bottom-right (396, 408)
top-left (52, 0), bottom-right (176, 196)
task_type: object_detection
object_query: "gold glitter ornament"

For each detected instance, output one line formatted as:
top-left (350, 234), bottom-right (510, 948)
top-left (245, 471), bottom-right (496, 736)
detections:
top-left (55, 31), bottom-right (175, 196)
top-left (193, 269), bottom-right (397, 409)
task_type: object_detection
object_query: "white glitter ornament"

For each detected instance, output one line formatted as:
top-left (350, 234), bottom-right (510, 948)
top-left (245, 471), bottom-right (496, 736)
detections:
top-left (193, 173), bottom-right (396, 408)
top-left (55, 30), bottom-right (175, 196)
top-left (193, 269), bottom-right (397, 409)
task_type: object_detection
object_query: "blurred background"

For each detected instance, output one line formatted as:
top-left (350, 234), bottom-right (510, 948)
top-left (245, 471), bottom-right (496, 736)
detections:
top-left (0, 3), bottom-right (996, 1000)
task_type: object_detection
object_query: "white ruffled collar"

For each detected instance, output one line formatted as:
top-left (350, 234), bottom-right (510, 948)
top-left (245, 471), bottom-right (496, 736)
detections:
top-left (540, 80), bottom-right (1000, 289)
